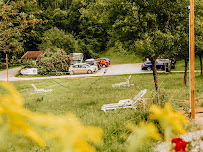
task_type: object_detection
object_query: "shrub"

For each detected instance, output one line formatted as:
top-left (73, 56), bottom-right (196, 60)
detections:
top-left (37, 48), bottom-right (71, 75)
top-left (22, 59), bottom-right (37, 68)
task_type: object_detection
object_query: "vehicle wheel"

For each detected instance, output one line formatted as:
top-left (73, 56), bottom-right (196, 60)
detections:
top-left (102, 64), bottom-right (106, 68)
top-left (70, 70), bottom-right (74, 75)
top-left (87, 70), bottom-right (92, 74)
top-left (147, 67), bottom-right (151, 71)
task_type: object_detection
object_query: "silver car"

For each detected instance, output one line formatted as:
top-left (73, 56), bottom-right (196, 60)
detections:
top-left (69, 63), bottom-right (96, 75)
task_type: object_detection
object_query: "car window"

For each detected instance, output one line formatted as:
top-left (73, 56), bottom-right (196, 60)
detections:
top-left (79, 65), bottom-right (86, 68)
top-left (145, 61), bottom-right (151, 64)
top-left (85, 64), bottom-right (90, 67)
top-left (156, 60), bottom-right (164, 64)
top-left (73, 65), bottom-right (78, 68)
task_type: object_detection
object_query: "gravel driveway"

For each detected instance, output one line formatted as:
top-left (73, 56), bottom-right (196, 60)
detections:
top-left (0, 63), bottom-right (152, 81)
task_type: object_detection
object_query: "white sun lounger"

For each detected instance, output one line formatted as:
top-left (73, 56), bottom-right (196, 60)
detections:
top-left (101, 89), bottom-right (147, 112)
top-left (112, 75), bottom-right (134, 87)
top-left (31, 84), bottom-right (53, 94)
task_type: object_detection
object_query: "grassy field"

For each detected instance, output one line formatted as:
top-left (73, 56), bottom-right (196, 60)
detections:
top-left (172, 57), bottom-right (202, 71)
top-left (1, 73), bottom-right (202, 151)
top-left (99, 48), bottom-right (143, 64)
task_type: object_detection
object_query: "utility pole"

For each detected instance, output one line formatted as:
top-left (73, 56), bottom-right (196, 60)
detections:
top-left (190, 0), bottom-right (195, 119)
top-left (6, 53), bottom-right (8, 81)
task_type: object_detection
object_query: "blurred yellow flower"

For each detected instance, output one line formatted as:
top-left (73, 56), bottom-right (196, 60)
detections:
top-left (149, 103), bottom-right (189, 140)
top-left (37, 114), bottom-right (104, 152)
top-left (0, 82), bottom-right (45, 147)
top-left (0, 82), bottom-right (103, 151)
top-left (126, 121), bottom-right (161, 152)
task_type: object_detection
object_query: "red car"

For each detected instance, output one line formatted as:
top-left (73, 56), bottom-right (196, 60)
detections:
top-left (95, 58), bottom-right (110, 67)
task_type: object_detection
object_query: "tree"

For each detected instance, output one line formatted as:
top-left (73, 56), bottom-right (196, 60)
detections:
top-left (0, 0), bottom-right (42, 53)
top-left (195, 0), bottom-right (203, 75)
top-left (39, 27), bottom-right (79, 54)
top-left (135, 31), bottom-right (175, 91)
top-left (0, 0), bottom-right (41, 80)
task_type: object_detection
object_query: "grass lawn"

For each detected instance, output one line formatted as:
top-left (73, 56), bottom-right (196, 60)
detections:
top-left (1, 73), bottom-right (202, 151)
top-left (171, 57), bottom-right (201, 71)
top-left (99, 48), bottom-right (143, 64)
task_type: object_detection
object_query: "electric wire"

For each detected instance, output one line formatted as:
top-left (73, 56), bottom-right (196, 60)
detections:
top-left (48, 69), bottom-right (108, 89)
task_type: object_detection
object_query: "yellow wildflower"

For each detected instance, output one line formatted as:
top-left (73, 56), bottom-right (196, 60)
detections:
top-left (126, 121), bottom-right (161, 152)
top-left (39, 114), bottom-right (104, 152)
top-left (149, 103), bottom-right (189, 140)
top-left (0, 82), bottom-right (45, 147)
top-left (0, 82), bottom-right (103, 151)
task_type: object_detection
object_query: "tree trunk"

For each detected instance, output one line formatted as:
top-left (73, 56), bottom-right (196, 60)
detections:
top-left (151, 58), bottom-right (159, 91)
top-left (184, 56), bottom-right (188, 85)
top-left (151, 57), bottom-right (160, 104)
top-left (199, 55), bottom-right (202, 75)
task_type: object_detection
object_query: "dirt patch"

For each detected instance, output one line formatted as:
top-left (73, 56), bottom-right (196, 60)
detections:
top-left (194, 113), bottom-right (203, 127)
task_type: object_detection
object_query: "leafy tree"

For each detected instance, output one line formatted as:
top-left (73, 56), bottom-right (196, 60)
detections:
top-left (39, 27), bottom-right (79, 54)
top-left (0, 0), bottom-right (42, 62)
top-left (195, 0), bottom-right (203, 75)
top-left (39, 27), bottom-right (99, 59)
top-left (135, 30), bottom-right (175, 91)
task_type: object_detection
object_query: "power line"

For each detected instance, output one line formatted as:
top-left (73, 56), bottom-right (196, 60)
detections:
top-left (48, 73), bottom-right (69, 89)
top-left (87, 69), bottom-right (108, 88)
top-left (48, 69), bottom-right (108, 89)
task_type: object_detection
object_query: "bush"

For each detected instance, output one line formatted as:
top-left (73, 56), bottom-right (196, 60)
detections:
top-left (37, 48), bottom-right (71, 75)
top-left (22, 59), bottom-right (37, 68)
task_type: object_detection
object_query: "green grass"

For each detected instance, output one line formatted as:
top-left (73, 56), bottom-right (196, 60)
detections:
top-left (1, 73), bottom-right (203, 151)
top-left (99, 48), bottom-right (143, 64)
top-left (172, 57), bottom-right (201, 71)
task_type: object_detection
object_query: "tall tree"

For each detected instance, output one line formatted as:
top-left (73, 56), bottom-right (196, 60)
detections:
top-left (0, 0), bottom-right (42, 53)
top-left (195, 0), bottom-right (203, 75)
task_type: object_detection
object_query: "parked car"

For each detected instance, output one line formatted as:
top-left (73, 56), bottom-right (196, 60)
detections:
top-left (69, 63), bottom-right (96, 75)
top-left (85, 59), bottom-right (101, 70)
top-left (141, 59), bottom-right (165, 71)
top-left (99, 58), bottom-right (110, 65)
top-left (95, 58), bottom-right (110, 67)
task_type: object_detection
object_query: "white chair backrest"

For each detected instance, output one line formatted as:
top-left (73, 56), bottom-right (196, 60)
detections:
top-left (127, 75), bottom-right (131, 80)
top-left (132, 89), bottom-right (147, 102)
top-left (32, 84), bottom-right (38, 90)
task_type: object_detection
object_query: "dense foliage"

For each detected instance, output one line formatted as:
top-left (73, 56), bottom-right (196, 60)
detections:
top-left (37, 48), bottom-right (71, 75)
top-left (1, 0), bottom-right (202, 61)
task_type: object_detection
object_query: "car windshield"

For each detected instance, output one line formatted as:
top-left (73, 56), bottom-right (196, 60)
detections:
top-left (85, 64), bottom-right (90, 67)
top-left (145, 61), bottom-right (151, 64)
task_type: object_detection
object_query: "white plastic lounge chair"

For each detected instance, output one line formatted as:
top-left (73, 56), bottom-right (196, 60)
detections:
top-left (31, 84), bottom-right (53, 94)
top-left (112, 75), bottom-right (134, 87)
top-left (101, 89), bottom-right (147, 112)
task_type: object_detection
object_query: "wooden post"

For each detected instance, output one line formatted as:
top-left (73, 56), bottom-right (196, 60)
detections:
top-left (190, 0), bottom-right (195, 119)
top-left (6, 53), bottom-right (9, 81)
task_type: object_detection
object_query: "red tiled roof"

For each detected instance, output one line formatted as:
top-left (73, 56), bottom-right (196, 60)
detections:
top-left (21, 51), bottom-right (45, 59)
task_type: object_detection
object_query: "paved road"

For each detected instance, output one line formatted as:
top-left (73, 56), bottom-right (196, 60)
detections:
top-left (0, 64), bottom-right (200, 81)
top-left (0, 66), bottom-right (22, 81)
top-left (0, 64), bottom-right (151, 81)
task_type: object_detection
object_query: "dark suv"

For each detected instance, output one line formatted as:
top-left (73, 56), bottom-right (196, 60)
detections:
top-left (141, 60), bottom-right (165, 71)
